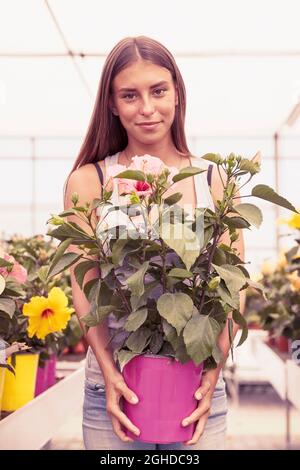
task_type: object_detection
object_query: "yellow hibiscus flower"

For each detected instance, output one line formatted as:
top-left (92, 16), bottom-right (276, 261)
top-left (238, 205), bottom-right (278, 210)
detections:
top-left (23, 287), bottom-right (75, 340)
top-left (287, 271), bottom-right (300, 291)
top-left (277, 210), bottom-right (300, 230)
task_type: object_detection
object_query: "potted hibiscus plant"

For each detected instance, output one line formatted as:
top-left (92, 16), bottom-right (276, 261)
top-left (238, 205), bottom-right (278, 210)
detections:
top-left (3, 234), bottom-right (83, 396)
top-left (0, 241), bottom-right (75, 411)
top-left (45, 152), bottom-right (298, 443)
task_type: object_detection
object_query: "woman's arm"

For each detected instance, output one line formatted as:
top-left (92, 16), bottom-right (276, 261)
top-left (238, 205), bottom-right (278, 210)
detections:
top-left (64, 167), bottom-right (120, 382)
top-left (64, 166), bottom-right (140, 441)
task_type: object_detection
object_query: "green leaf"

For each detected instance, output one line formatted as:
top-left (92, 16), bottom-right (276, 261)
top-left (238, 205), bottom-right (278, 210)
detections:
top-left (0, 274), bottom-right (5, 295)
top-left (47, 238), bottom-right (75, 277)
top-left (168, 268), bottom-right (193, 278)
top-left (212, 264), bottom-right (246, 295)
top-left (212, 247), bottom-right (227, 266)
top-left (115, 169), bottom-right (145, 181)
top-left (157, 293), bottom-right (193, 335)
top-left (46, 252), bottom-right (82, 279)
top-left (74, 260), bottom-right (98, 289)
top-left (96, 305), bottom-right (115, 323)
top-left (80, 312), bottom-right (99, 327)
top-left (0, 298), bottom-right (16, 318)
top-left (124, 307), bottom-right (148, 332)
top-left (160, 222), bottom-right (201, 271)
top-left (217, 283), bottom-right (240, 310)
top-left (251, 184), bottom-right (299, 213)
top-left (83, 278), bottom-right (100, 302)
top-left (149, 331), bottom-right (164, 354)
top-left (111, 238), bottom-right (129, 265)
top-left (245, 278), bottom-right (267, 300)
top-left (115, 349), bottom-right (141, 373)
top-left (172, 166), bottom-right (205, 183)
top-left (125, 261), bottom-right (149, 297)
top-left (0, 257), bottom-right (13, 268)
top-left (58, 209), bottom-right (76, 217)
top-left (228, 318), bottom-right (234, 361)
top-left (100, 263), bottom-right (114, 279)
top-left (37, 266), bottom-right (49, 283)
top-left (201, 153), bottom-right (223, 164)
top-left (223, 216), bottom-right (251, 229)
top-left (233, 203), bottom-right (263, 229)
top-left (164, 192), bottom-right (183, 206)
top-left (125, 327), bottom-right (152, 353)
top-left (47, 221), bottom-right (94, 244)
top-left (183, 314), bottom-right (221, 365)
top-left (232, 310), bottom-right (248, 346)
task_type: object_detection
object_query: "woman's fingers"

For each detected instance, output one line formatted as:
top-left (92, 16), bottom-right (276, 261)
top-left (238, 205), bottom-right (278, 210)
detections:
top-left (194, 378), bottom-right (211, 400)
top-left (115, 379), bottom-right (139, 405)
top-left (110, 415), bottom-right (135, 442)
top-left (184, 410), bottom-right (210, 446)
top-left (107, 402), bottom-right (141, 437)
top-left (181, 399), bottom-right (211, 427)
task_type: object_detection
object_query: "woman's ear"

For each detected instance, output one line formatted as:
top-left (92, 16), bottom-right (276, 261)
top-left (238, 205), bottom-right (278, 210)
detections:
top-left (109, 96), bottom-right (119, 116)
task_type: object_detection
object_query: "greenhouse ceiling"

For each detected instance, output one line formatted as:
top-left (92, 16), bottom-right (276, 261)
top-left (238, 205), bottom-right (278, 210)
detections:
top-left (0, 0), bottom-right (300, 137)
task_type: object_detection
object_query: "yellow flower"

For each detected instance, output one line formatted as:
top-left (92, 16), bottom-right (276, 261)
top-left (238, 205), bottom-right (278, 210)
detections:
top-left (250, 272), bottom-right (263, 282)
top-left (261, 260), bottom-right (276, 276)
top-left (288, 271), bottom-right (300, 291)
top-left (277, 210), bottom-right (300, 230)
top-left (23, 287), bottom-right (74, 340)
top-left (277, 250), bottom-right (288, 270)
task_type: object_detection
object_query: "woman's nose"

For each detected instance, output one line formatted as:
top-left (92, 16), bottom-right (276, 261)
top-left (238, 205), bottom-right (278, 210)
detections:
top-left (139, 97), bottom-right (155, 115)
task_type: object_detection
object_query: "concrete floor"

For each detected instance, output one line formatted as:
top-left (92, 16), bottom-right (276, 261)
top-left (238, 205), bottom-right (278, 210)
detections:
top-left (47, 384), bottom-right (300, 450)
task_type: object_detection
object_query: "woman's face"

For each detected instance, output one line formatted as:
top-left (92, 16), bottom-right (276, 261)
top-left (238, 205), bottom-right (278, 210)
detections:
top-left (110, 60), bottom-right (178, 145)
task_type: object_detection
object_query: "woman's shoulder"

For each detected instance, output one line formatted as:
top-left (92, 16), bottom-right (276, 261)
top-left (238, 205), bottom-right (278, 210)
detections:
top-left (69, 160), bottom-right (105, 183)
top-left (64, 161), bottom-right (104, 202)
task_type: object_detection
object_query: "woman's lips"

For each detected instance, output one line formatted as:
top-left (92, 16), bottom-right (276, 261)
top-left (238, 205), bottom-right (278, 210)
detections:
top-left (137, 122), bottom-right (161, 130)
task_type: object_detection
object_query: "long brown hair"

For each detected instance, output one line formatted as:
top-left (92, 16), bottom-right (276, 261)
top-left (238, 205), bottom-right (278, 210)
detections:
top-left (64, 35), bottom-right (192, 199)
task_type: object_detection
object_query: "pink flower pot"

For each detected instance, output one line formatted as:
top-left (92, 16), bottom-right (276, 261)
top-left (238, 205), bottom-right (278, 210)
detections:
top-left (35, 355), bottom-right (57, 396)
top-left (123, 354), bottom-right (204, 444)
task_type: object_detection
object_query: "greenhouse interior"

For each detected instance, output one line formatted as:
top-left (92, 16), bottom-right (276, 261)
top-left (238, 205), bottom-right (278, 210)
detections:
top-left (0, 0), bottom-right (300, 452)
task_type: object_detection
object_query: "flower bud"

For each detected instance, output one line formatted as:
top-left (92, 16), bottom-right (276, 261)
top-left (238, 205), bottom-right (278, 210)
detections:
top-left (208, 276), bottom-right (221, 290)
top-left (71, 192), bottom-right (79, 205)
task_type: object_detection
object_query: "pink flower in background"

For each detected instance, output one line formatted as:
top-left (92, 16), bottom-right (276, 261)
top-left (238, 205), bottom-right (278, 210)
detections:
top-left (0, 253), bottom-right (28, 283)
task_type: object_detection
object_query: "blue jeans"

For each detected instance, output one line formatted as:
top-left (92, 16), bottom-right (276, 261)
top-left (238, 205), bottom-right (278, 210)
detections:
top-left (82, 347), bottom-right (227, 450)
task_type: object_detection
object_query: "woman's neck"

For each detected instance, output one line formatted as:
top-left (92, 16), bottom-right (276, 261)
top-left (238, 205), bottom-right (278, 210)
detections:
top-left (120, 143), bottom-right (189, 168)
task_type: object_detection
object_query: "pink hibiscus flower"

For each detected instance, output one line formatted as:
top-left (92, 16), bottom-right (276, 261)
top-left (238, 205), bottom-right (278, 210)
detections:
top-left (0, 253), bottom-right (28, 284)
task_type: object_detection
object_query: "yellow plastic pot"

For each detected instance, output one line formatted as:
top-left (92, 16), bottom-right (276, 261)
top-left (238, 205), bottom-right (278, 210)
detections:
top-left (1, 353), bottom-right (39, 411)
top-left (0, 368), bottom-right (5, 414)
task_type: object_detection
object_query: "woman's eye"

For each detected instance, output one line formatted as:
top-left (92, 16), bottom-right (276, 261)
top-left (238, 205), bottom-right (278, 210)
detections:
top-left (153, 88), bottom-right (167, 96)
top-left (122, 88), bottom-right (167, 100)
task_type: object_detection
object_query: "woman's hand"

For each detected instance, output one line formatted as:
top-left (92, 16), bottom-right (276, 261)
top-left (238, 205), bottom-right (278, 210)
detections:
top-left (181, 374), bottom-right (213, 446)
top-left (105, 373), bottom-right (141, 443)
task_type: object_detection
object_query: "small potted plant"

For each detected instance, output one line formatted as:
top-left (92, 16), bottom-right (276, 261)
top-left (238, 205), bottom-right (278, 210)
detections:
top-left (248, 242), bottom-right (300, 353)
top-left (4, 234), bottom-right (82, 396)
top-left (0, 241), bottom-right (75, 410)
top-left (45, 152), bottom-right (298, 443)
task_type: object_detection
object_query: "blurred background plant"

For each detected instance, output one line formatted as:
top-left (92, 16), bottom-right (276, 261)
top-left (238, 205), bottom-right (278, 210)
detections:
top-left (245, 210), bottom-right (300, 351)
top-left (0, 234), bottom-right (84, 369)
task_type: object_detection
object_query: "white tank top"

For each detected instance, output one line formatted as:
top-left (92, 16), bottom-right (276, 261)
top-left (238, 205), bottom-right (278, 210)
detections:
top-left (96, 151), bottom-right (215, 330)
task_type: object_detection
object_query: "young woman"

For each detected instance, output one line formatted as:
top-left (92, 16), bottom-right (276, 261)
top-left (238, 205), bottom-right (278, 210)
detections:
top-left (63, 36), bottom-right (245, 450)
